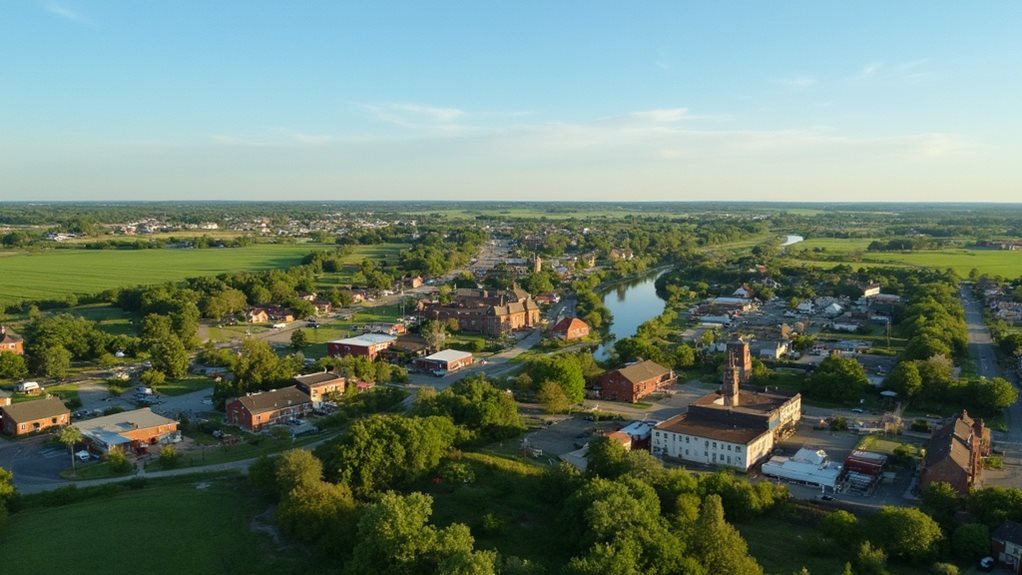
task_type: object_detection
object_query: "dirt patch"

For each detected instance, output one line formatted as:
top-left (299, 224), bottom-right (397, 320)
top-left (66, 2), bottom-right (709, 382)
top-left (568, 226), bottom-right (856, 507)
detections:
top-left (250, 506), bottom-right (283, 545)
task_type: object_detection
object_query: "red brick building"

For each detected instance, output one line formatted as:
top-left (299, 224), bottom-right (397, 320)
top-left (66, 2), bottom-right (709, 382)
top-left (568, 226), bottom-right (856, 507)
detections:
top-left (415, 349), bottom-right (474, 376)
top-left (73, 408), bottom-right (179, 453)
top-left (0, 325), bottom-right (24, 355)
top-left (595, 360), bottom-right (676, 403)
top-left (550, 317), bottom-right (590, 341)
top-left (0, 396), bottom-right (70, 436)
top-left (294, 372), bottom-right (346, 405)
top-left (326, 333), bottom-right (397, 360)
top-left (920, 410), bottom-right (990, 495)
top-left (418, 288), bottom-right (541, 338)
top-left (226, 386), bottom-right (313, 431)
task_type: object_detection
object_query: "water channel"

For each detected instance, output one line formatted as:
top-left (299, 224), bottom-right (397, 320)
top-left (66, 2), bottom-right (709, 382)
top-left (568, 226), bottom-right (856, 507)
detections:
top-left (594, 270), bottom-right (668, 360)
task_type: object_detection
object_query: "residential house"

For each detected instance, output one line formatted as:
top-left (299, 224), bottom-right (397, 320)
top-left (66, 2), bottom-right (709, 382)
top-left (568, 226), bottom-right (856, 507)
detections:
top-left (226, 386), bottom-right (313, 431)
top-left (732, 284), bottom-right (753, 298)
top-left (294, 372), bottom-right (346, 406)
top-left (73, 408), bottom-right (179, 453)
top-left (920, 410), bottom-right (989, 495)
top-left (326, 334), bottom-right (397, 360)
top-left (245, 308), bottom-right (270, 324)
top-left (595, 360), bottom-right (676, 403)
top-left (550, 317), bottom-right (590, 341)
top-left (0, 325), bottom-right (25, 355)
top-left (992, 520), bottom-right (1022, 574)
top-left (0, 397), bottom-right (70, 436)
top-left (609, 248), bottom-right (635, 261)
top-left (0, 390), bottom-right (11, 407)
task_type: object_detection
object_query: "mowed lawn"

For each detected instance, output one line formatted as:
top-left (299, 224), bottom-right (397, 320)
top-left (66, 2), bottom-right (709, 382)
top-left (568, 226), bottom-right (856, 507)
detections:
top-left (0, 243), bottom-right (406, 305)
top-left (0, 478), bottom-right (305, 575)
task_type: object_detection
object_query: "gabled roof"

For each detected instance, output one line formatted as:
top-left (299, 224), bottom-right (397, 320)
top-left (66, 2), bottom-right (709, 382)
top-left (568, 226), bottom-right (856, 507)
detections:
top-left (993, 520), bottom-right (1022, 546)
top-left (231, 386), bottom-right (311, 415)
top-left (614, 360), bottom-right (672, 384)
top-left (422, 349), bottom-right (473, 362)
top-left (552, 317), bottom-right (589, 334)
top-left (0, 326), bottom-right (23, 345)
top-left (0, 396), bottom-right (69, 423)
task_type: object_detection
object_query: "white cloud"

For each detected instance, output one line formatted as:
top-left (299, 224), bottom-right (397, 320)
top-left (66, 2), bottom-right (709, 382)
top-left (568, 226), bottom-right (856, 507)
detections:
top-left (362, 102), bottom-right (466, 128)
top-left (44, 2), bottom-right (91, 24)
top-left (631, 108), bottom-right (689, 123)
top-left (857, 62), bottom-right (881, 79)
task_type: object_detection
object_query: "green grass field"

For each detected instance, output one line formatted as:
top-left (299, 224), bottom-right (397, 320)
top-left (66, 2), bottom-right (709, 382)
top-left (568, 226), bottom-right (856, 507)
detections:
top-left (0, 243), bottom-right (409, 307)
top-left (785, 237), bottom-right (1022, 277)
top-left (0, 476), bottom-right (304, 575)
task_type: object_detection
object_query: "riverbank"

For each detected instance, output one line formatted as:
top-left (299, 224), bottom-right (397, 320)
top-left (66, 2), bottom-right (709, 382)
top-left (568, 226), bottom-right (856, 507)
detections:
top-left (594, 266), bottom-right (672, 360)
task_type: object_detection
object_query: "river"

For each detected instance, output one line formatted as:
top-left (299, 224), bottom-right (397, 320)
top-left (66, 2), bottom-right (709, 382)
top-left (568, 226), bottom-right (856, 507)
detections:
top-left (594, 270), bottom-right (668, 360)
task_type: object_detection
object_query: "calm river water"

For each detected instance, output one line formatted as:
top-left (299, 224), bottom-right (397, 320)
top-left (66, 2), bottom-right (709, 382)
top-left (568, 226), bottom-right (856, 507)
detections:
top-left (594, 270), bottom-right (668, 360)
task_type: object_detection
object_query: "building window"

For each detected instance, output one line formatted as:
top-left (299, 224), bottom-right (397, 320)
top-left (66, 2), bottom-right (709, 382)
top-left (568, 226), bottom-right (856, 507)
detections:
top-left (712, 442), bottom-right (717, 449)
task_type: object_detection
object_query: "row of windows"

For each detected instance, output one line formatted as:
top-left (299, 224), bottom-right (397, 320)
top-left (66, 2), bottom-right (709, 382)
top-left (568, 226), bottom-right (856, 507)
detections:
top-left (654, 431), bottom-right (744, 453)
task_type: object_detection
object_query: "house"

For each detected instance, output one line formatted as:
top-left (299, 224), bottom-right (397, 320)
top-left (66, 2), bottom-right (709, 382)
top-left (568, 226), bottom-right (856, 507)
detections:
top-left (0, 325), bottom-right (25, 355)
top-left (326, 333), bottom-right (397, 360)
top-left (402, 275), bottom-right (424, 289)
top-left (822, 302), bottom-right (844, 317)
top-left (312, 299), bottom-right (333, 315)
top-left (992, 520), bottom-right (1022, 574)
top-left (294, 372), bottom-right (346, 406)
top-left (920, 410), bottom-right (989, 495)
top-left (550, 317), bottom-right (590, 341)
top-left (72, 408), bottom-right (179, 453)
top-left (245, 308), bottom-right (269, 324)
top-left (862, 284), bottom-right (882, 298)
top-left (732, 284), bottom-right (753, 298)
top-left (796, 301), bottom-right (814, 314)
top-left (15, 381), bottom-right (41, 395)
top-left (0, 390), bottom-right (11, 407)
top-left (0, 397), bottom-right (70, 436)
top-left (415, 349), bottom-right (474, 376)
top-left (609, 248), bottom-right (635, 261)
top-left (595, 360), bottom-right (676, 403)
top-left (754, 340), bottom-right (789, 359)
top-left (226, 386), bottom-right (314, 431)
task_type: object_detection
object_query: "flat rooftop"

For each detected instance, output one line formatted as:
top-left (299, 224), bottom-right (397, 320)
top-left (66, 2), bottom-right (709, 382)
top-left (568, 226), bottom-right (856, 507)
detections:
top-left (422, 349), bottom-right (473, 362)
top-left (329, 333), bottom-right (396, 346)
top-left (691, 390), bottom-right (794, 415)
top-left (656, 413), bottom-right (770, 444)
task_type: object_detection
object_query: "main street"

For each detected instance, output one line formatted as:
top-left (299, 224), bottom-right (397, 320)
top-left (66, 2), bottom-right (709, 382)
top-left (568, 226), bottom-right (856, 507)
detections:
top-left (961, 285), bottom-right (1022, 479)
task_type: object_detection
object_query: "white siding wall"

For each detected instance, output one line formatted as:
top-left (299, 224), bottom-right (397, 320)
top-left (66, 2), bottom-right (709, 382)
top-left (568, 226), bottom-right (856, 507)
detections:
top-left (652, 429), bottom-right (773, 472)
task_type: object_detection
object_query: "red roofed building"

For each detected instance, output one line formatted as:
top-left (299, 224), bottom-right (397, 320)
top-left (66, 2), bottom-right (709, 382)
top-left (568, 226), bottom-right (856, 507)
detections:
top-left (550, 317), bottom-right (590, 341)
top-left (595, 360), bottom-right (676, 403)
top-left (0, 325), bottom-right (24, 355)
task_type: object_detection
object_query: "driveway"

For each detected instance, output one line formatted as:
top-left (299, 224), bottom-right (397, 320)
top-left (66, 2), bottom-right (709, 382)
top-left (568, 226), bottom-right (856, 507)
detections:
top-left (0, 434), bottom-right (73, 492)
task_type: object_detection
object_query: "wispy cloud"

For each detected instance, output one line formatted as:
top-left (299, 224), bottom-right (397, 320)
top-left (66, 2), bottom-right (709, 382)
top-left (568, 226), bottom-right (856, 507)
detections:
top-left (362, 102), bottom-right (466, 128)
top-left (780, 75), bottom-right (816, 88)
top-left (654, 51), bottom-right (671, 71)
top-left (44, 2), bottom-right (91, 24)
top-left (630, 108), bottom-right (689, 123)
top-left (854, 59), bottom-right (933, 82)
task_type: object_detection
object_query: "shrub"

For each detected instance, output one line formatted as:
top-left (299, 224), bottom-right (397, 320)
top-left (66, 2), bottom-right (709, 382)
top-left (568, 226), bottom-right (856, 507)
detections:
top-left (107, 449), bottom-right (131, 473)
top-left (479, 512), bottom-right (506, 535)
top-left (159, 446), bottom-right (180, 469)
top-left (931, 563), bottom-right (959, 575)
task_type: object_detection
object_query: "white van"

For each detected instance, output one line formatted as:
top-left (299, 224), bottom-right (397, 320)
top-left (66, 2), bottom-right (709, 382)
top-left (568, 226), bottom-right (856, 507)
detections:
top-left (15, 381), bottom-right (41, 394)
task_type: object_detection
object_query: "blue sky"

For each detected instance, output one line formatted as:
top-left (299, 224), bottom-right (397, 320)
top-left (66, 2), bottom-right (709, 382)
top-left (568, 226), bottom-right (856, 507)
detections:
top-left (2, 1), bottom-right (1021, 202)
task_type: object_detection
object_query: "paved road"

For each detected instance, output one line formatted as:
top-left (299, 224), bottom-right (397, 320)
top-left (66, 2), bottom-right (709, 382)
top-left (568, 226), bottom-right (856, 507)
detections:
top-left (961, 284), bottom-right (1022, 466)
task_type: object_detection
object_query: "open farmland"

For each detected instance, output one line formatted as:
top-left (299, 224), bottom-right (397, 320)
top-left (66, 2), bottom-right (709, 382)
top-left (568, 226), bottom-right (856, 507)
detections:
top-left (0, 243), bottom-right (407, 306)
top-left (785, 237), bottom-right (1022, 277)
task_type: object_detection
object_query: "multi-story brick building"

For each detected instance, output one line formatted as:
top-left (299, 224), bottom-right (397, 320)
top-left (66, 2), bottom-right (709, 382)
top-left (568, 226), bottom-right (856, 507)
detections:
top-left (294, 372), bottom-right (346, 406)
top-left (226, 386), bottom-right (313, 431)
top-left (418, 288), bottom-right (541, 338)
top-left (326, 333), bottom-right (396, 360)
top-left (595, 360), bottom-right (676, 403)
top-left (920, 410), bottom-right (989, 495)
